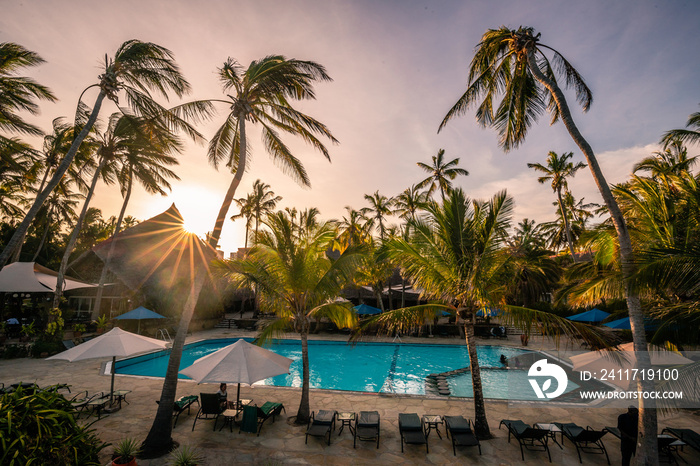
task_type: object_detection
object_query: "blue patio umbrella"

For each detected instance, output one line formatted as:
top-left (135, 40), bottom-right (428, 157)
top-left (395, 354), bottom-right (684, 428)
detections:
top-left (567, 308), bottom-right (610, 323)
top-left (115, 306), bottom-right (165, 334)
top-left (603, 317), bottom-right (632, 329)
top-left (476, 307), bottom-right (502, 317)
top-left (353, 304), bottom-right (382, 315)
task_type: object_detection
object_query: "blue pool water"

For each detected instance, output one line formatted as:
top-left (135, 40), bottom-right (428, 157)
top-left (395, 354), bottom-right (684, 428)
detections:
top-left (115, 338), bottom-right (553, 398)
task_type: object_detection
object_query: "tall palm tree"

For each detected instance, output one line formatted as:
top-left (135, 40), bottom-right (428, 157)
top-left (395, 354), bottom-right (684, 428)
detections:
top-left (360, 191), bottom-right (394, 240)
top-left (337, 206), bottom-right (369, 250)
top-left (249, 179), bottom-right (282, 241)
top-left (142, 55), bottom-right (337, 457)
top-left (394, 185), bottom-right (428, 233)
top-left (91, 117), bottom-right (182, 319)
top-left (634, 139), bottom-right (697, 194)
top-left (0, 42), bottom-right (56, 140)
top-left (216, 211), bottom-right (363, 424)
top-left (0, 138), bottom-right (36, 221)
top-left (661, 107), bottom-right (700, 147)
top-left (416, 148), bottom-right (469, 200)
top-left (527, 151), bottom-right (586, 260)
top-left (439, 26), bottom-right (657, 461)
top-left (231, 192), bottom-right (256, 248)
top-left (0, 39), bottom-right (205, 270)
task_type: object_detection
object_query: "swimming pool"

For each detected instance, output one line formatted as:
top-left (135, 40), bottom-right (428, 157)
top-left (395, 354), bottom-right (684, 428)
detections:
top-left (115, 338), bottom-right (564, 398)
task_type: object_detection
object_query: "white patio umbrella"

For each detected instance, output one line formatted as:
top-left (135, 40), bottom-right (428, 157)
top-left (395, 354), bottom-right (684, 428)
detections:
top-left (179, 339), bottom-right (293, 408)
top-left (48, 327), bottom-right (168, 403)
top-left (569, 342), bottom-right (693, 389)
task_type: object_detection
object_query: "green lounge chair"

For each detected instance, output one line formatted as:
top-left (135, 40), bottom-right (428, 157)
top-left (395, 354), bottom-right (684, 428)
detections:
top-left (306, 410), bottom-right (337, 445)
top-left (399, 413), bottom-right (428, 453)
top-left (239, 402), bottom-right (285, 436)
top-left (354, 411), bottom-right (380, 449)
top-left (499, 419), bottom-right (551, 462)
top-left (157, 395), bottom-right (199, 428)
top-left (444, 415), bottom-right (481, 456)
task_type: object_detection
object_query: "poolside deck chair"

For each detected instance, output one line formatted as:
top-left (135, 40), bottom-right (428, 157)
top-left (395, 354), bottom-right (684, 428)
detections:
top-left (499, 419), bottom-right (551, 462)
top-left (192, 392), bottom-right (224, 431)
top-left (157, 395), bottom-right (199, 428)
top-left (609, 426), bottom-right (683, 465)
top-left (354, 411), bottom-right (380, 449)
top-left (399, 413), bottom-right (428, 454)
top-left (306, 409), bottom-right (337, 445)
top-left (69, 390), bottom-right (94, 418)
top-left (82, 392), bottom-right (110, 420)
top-left (662, 427), bottom-right (700, 453)
top-left (554, 422), bottom-right (609, 465)
top-left (444, 415), bottom-right (481, 456)
top-left (240, 401), bottom-right (286, 436)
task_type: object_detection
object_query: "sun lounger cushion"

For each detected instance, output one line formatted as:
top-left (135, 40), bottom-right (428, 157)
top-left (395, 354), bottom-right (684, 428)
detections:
top-left (260, 401), bottom-right (282, 416)
top-left (444, 415), bottom-right (471, 433)
top-left (314, 409), bottom-right (335, 424)
top-left (399, 413), bottom-right (422, 431)
top-left (175, 395), bottom-right (198, 410)
top-left (358, 411), bottom-right (379, 427)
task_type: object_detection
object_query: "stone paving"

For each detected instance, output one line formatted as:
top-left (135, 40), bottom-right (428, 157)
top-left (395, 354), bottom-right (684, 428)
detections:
top-left (2, 328), bottom-right (699, 465)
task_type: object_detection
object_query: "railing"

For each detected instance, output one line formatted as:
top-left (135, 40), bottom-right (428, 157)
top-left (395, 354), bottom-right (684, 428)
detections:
top-left (157, 328), bottom-right (172, 343)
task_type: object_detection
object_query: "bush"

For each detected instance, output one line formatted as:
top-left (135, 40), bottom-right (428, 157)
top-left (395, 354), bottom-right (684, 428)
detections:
top-left (30, 339), bottom-right (65, 358)
top-left (1, 344), bottom-right (30, 359)
top-left (0, 386), bottom-right (107, 464)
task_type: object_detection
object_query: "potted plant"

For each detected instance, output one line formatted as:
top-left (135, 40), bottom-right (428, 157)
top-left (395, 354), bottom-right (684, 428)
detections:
top-left (20, 322), bottom-right (35, 342)
top-left (73, 323), bottom-right (86, 338)
top-left (112, 437), bottom-right (140, 466)
top-left (169, 445), bottom-right (204, 466)
top-left (96, 315), bottom-right (109, 334)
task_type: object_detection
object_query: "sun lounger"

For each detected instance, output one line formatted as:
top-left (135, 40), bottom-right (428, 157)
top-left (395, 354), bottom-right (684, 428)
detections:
top-left (444, 415), bottom-right (481, 456)
top-left (354, 411), bottom-right (380, 449)
top-left (554, 422), bottom-right (609, 465)
top-left (399, 413), bottom-right (428, 453)
top-left (192, 392), bottom-right (224, 431)
top-left (662, 427), bottom-right (700, 453)
top-left (610, 427), bottom-right (686, 465)
top-left (240, 401), bottom-right (286, 436)
top-left (306, 410), bottom-right (337, 445)
top-left (500, 419), bottom-right (551, 462)
top-left (156, 395), bottom-right (199, 428)
top-left (84, 392), bottom-right (110, 420)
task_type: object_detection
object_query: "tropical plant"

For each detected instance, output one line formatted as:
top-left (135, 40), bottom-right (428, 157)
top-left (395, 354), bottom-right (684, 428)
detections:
top-left (0, 39), bottom-right (206, 270)
top-left (416, 148), bottom-right (469, 200)
top-left (142, 55), bottom-right (337, 456)
top-left (393, 184), bottom-right (428, 237)
top-left (661, 106), bottom-right (700, 147)
top-left (527, 151), bottom-right (586, 260)
top-left (360, 191), bottom-right (394, 240)
top-left (216, 211), bottom-right (364, 423)
top-left (112, 437), bottom-right (140, 465)
top-left (231, 192), bottom-right (256, 248)
top-left (0, 385), bottom-right (106, 465)
top-left (438, 26), bottom-right (656, 461)
top-left (0, 42), bottom-right (56, 140)
top-left (168, 445), bottom-right (204, 466)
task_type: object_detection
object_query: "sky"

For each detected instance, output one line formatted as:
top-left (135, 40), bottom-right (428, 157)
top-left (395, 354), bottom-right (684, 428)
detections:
top-left (2, 0), bottom-right (700, 256)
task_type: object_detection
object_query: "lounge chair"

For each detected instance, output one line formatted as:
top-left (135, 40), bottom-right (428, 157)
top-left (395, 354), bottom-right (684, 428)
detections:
top-left (83, 392), bottom-right (110, 420)
top-left (192, 392), bottom-right (224, 431)
top-left (306, 410), bottom-right (337, 445)
top-left (157, 395), bottom-right (199, 428)
top-left (662, 427), bottom-right (700, 453)
top-left (610, 427), bottom-right (685, 465)
top-left (554, 422), bottom-right (609, 465)
top-left (499, 419), bottom-right (551, 462)
top-left (399, 413), bottom-right (428, 453)
top-left (354, 411), bottom-right (380, 449)
top-left (240, 401), bottom-right (286, 436)
top-left (444, 415), bottom-right (481, 456)
top-left (69, 390), bottom-right (95, 418)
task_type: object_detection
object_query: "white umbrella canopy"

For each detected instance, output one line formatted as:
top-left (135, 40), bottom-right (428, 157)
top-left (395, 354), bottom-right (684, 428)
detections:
top-left (179, 339), bottom-right (293, 407)
top-left (570, 342), bottom-right (693, 389)
top-left (48, 327), bottom-right (169, 403)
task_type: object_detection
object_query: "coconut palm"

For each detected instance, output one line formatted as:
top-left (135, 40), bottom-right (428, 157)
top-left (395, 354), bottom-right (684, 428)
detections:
top-left (360, 191), bottom-right (394, 240)
top-left (231, 193), bottom-right (256, 248)
top-left (416, 148), bottom-right (469, 200)
top-left (394, 185), bottom-right (428, 232)
top-left (142, 55), bottom-right (337, 456)
top-left (0, 39), bottom-right (205, 270)
top-left (439, 26), bottom-right (657, 461)
top-left (91, 117), bottom-right (182, 319)
top-left (216, 211), bottom-right (364, 423)
top-left (527, 151), bottom-right (586, 260)
top-left (337, 206), bottom-right (369, 250)
top-left (0, 42), bottom-right (56, 139)
top-left (0, 138), bottom-right (36, 220)
top-left (661, 107), bottom-right (700, 147)
top-left (634, 139), bottom-right (697, 194)
top-left (30, 186), bottom-right (81, 263)
top-left (249, 179), bottom-right (282, 241)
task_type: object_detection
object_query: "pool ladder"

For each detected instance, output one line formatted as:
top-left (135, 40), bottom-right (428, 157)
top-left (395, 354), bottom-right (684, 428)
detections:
top-left (157, 328), bottom-right (173, 344)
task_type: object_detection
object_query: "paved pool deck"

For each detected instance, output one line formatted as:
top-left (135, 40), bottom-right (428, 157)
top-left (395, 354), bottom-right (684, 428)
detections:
top-left (2, 328), bottom-right (699, 465)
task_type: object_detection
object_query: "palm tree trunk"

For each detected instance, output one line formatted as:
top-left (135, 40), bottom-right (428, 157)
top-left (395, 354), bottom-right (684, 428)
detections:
top-left (92, 168), bottom-right (133, 320)
top-left (142, 114), bottom-right (249, 457)
top-left (0, 91), bottom-right (106, 270)
top-left (556, 187), bottom-right (577, 261)
top-left (297, 327), bottom-right (311, 424)
top-left (527, 51), bottom-right (657, 464)
top-left (31, 215), bottom-right (52, 262)
top-left (463, 310), bottom-right (490, 438)
top-left (53, 155), bottom-right (106, 309)
top-left (10, 165), bottom-right (52, 262)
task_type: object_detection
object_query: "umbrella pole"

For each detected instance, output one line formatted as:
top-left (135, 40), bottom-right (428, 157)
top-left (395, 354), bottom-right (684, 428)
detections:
top-left (110, 355), bottom-right (116, 405)
top-left (236, 383), bottom-right (241, 409)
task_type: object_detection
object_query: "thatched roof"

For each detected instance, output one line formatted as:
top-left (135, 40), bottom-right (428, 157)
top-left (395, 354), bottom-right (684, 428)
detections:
top-left (92, 204), bottom-right (217, 292)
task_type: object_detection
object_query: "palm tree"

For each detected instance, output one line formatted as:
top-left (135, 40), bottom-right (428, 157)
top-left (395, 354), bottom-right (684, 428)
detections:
top-left (337, 206), bottom-right (369, 250)
top-left (360, 191), bottom-right (394, 240)
top-left (527, 151), bottom-right (586, 260)
top-left (0, 138), bottom-right (36, 221)
top-left (634, 139), bottom-right (697, 194)
top-left (0, 39), bottom-right (204, 270)
top-left (142, 55), bottom-right (337, 457)
top-left (216, 211), bottom-right (363, 423)
top-left (661, 107), bottom-right (700, 147)
top-left (0, 42), bottom-right (56, 140)
top-left (394, 185), bottom-right (428, 232)
top-left (416, 148), bottom-right (469, 200)
top-left (231, 193), bottom-right (256, 248)
top-left (249, 179), bottom-right (282, 241)
top-left (439, 26), bottom-right (657, 461)
top-left (92, 117), bottom-right (182, 319)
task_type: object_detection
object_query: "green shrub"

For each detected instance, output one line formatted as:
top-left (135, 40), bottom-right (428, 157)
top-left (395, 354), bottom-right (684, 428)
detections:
top-left (0, 386), bottom-right (107, 464)
top-left (30, 339), bottom-right (64, 358)
top-left (1, 344), bottom-right (30, 359)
